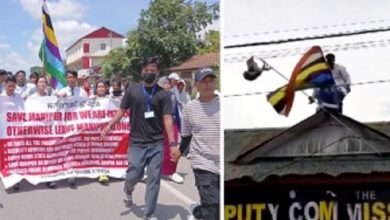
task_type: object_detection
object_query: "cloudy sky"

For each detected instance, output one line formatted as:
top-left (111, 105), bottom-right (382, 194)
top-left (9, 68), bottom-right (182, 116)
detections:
top-left (0, 0), bottom-right (218, 74)
top-left (223, 0), bottom-right (390, 129)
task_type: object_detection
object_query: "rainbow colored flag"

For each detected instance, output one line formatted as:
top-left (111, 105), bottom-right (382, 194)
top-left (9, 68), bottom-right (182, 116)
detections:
top-left (38, 0), bottom-right (67, 89)
top-left (267, 46), bottom-right (335, 116)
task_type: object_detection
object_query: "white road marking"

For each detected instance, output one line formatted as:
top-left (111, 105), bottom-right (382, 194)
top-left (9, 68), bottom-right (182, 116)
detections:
top-left (160, 180), bottom-right (196, 206)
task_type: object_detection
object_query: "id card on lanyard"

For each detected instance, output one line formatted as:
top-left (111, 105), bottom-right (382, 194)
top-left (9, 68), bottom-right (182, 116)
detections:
top-left (142, 84), bottom-right (156, 119)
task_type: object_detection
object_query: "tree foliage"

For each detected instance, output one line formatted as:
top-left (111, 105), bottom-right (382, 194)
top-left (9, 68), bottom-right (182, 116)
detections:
top-left (101, 0), bottom-right (219, 79)
top-left (197, 30), bottom-right (220, 55)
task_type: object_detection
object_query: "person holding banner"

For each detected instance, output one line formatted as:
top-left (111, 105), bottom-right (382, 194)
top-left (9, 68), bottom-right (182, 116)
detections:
top-left (54, 70), bottom-right (87, 187)
top-left (29, 76), bottom-right (59, 189)
top-left (90, 79), bottom-right (111, 185)
top-left (30, 76), bottom-right (49, 97)
top-left (1, 75), bottom-right (22, 191)
top-left (1, 75), bottom-right (21, 99)
top-left (55, 70), bottom-right (88, 98)
top-left (15, 70), bottom-right (35, 100)
top-left (101, 57), bottom-right (177, 220)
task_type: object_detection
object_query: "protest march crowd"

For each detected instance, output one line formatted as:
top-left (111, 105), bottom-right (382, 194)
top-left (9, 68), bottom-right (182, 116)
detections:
top-left (0, 57), bottom-right (220, 220)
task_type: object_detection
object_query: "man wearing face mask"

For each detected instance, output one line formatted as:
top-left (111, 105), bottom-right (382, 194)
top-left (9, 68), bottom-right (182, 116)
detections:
top-left (101, 57), bottom-right (176, 220)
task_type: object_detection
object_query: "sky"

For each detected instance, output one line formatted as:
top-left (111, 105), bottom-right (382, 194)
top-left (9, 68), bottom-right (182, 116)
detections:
top-left (0, 0), bottom-right (218, 74)
top-left (223, 0), bottom-right (390, 129)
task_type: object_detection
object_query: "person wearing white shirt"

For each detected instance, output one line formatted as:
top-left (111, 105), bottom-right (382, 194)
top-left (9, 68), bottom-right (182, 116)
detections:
top-left (15, 70), bottom-right (35, 100)
top-left (309, 53), bottom-right (351, 113)
top-left (30, 76), bottom-right (49, 97)
top-left (54, 70), bottom-right (87, 98)
top-left (54, 70), bottom-right (87, 188)
top-left (0, 75), bottom-right (22, 191)
top-left (0, 75), bottom-right (22, 99)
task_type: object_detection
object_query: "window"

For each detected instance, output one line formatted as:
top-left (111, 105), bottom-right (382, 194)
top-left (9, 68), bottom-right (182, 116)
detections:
top-left (100, 43), bottom-right (106, 50)
top-left (83, 43), bottom-right (90, 53)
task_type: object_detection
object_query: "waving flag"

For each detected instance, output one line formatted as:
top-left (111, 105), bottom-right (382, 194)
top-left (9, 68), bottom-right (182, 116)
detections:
top-left (267, 46), bottom-right (334, 116)
top-left (39, 0), bottom-right (67, 89)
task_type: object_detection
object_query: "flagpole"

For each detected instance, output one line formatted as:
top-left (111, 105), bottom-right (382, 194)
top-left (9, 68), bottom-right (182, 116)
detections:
top-left (259, 57), bottom-right (311, 98)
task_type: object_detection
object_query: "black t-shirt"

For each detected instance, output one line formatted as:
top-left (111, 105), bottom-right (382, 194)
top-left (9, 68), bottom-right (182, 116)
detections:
top-left (120, 83), bottom-right (174, 145)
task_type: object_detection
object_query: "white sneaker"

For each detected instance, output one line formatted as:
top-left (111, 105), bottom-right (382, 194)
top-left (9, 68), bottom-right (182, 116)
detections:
top-left (169, 173), bottom-right (184, 184)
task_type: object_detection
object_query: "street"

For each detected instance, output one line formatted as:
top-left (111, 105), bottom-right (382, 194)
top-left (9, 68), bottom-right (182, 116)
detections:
top-left (0, 158), bottom-right (198, 220)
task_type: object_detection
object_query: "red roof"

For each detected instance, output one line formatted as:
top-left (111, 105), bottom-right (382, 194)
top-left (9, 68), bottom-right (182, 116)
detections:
top-left (66, 27), bottom-right (124, 52)
top-left (168, 52), bottom-right (220, 71)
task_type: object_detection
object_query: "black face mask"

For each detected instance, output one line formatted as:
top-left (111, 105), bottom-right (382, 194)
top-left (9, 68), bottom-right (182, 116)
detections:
top-left (113, 90), bottom-right (122, 97)
top-left (143, 73), bottom-right (157, 84)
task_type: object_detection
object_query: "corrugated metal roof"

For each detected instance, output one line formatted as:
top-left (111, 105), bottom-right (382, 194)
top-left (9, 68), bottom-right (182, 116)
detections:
top-left (225, 111), bottom-right (390, 182)
top-left (168, 52), bottom-right (220, 71)
top-left (225, 156), bottom-right (390, 182)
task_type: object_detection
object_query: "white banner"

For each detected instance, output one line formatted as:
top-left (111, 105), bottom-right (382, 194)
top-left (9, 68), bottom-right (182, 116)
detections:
top-left (0, 96), bottom-right (129, 189)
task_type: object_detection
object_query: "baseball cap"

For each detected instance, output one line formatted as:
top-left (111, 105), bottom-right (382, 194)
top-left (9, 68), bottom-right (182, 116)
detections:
top-left (194, 68), bottom-right (216, 81)
top-left (157, 76), bottom-right (169, 87)
top-left (168, 72), bottom-right (180, 80)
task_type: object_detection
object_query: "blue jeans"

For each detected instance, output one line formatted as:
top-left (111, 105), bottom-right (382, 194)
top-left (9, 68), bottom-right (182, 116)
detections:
top-left (124, 143), bottom-right (163, 217)
top-left (315, 87), bottom-right (345, 113)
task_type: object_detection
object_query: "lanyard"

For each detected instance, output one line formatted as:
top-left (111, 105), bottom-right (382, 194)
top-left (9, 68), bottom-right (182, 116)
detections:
top-left (142, 84), bottom-right (156, 112)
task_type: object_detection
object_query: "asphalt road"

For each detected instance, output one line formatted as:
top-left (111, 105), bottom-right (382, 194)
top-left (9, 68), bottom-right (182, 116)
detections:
top-left (0, 157), bottom-right (199, 220)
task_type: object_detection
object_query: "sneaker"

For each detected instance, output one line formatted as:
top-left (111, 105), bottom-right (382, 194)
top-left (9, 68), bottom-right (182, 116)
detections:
top-left (98, 175), bottom-right (109, 185)
top-left (46, 181), bottom-right (57, 189)
top-left (68, 177), bottom-right (76, 187)
top-left (190, 203), bottom-right (202, 219)
top-left (169, 173), bottom-right (184, 184)
top-left (123, 191), bottom-right (133, 207)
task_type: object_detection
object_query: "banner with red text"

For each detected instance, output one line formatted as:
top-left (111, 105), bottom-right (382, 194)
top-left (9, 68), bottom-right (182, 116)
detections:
top-left (0, 96), bottom-right (129, 189)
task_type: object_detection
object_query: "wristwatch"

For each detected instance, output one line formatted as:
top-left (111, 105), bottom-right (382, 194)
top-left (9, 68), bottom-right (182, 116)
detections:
top-left (169, 141), bottom-right (177, 147)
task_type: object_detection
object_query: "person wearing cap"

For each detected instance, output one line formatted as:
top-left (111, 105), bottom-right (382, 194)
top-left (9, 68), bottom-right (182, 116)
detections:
top-left (168, 72), bottom-right (183, 109)
top-left (101, 57), bottom-right (177, 220)
top-left (170, 67), bottom-right (220, 220)
top-left (0, 69), bottom-right (7, 94)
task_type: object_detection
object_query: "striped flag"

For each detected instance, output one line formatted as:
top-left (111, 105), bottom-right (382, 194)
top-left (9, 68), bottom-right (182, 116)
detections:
top-left (267, 46), bottom-right (334, 116)
top-left (39, 0), bottom-right (67, 89)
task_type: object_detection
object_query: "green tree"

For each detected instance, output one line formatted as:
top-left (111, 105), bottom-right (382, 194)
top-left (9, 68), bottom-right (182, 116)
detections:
top-left (102, 0), bottom-right (219, 80)
top-left (135, 0), bottom-right (218, 69)
top-left (197, 30), bottom-right (220, 55)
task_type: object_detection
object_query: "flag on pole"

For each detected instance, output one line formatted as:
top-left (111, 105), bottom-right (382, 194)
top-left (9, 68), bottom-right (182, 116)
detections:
top-left (39, 0), bottom-right (67, 89)
top-left (267, 46), bottom-right (335, 116)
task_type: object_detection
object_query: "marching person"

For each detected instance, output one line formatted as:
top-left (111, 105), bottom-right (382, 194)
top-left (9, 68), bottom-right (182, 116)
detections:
top-left (101, 57), bottom-right (177, 220)
top-left (0, 69), bottom-right (7, 94)
top-left (90, 79), bottom-right (111, 185)
top-left (55, 70), bottom-right (88, 98)
top-left (1, 75), bottom-right (23, 191)
top-left (15, 70), bottom-right (35, 100)
top-left (171, 68), bottom-right (220, 220)
top-left (54, 70), bottom-right (87, 187)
